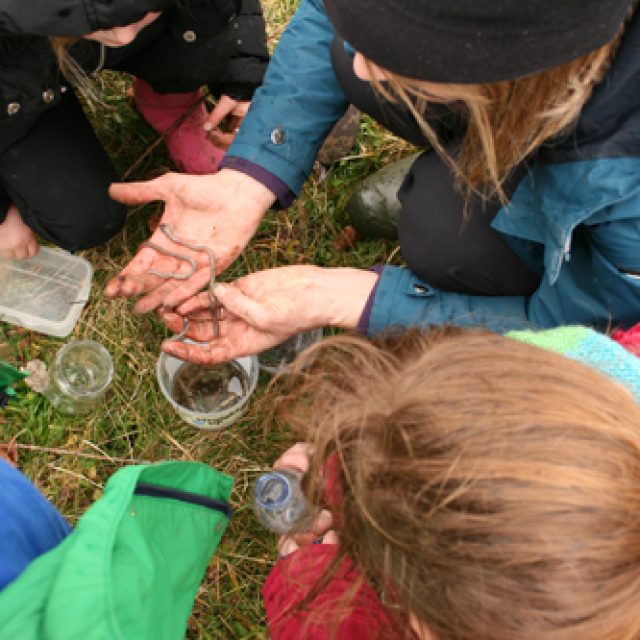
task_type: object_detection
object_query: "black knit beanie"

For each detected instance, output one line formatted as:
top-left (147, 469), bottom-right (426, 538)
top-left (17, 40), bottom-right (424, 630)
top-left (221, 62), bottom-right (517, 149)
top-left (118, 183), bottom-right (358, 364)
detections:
top-left (323, 0), bottom-right (636, 83)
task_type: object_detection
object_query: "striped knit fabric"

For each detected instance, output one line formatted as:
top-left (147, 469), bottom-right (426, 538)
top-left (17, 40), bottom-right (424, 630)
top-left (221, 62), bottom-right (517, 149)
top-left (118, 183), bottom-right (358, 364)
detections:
top-left (507, 326), bottom-right (640, 402)
top-left (612, 323), bottom-right (640, 356)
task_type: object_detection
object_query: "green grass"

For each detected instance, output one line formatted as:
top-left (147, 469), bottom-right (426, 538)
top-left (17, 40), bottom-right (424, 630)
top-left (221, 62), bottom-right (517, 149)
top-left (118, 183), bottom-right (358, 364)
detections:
top-left (0, 1), bottom-right (413, 637)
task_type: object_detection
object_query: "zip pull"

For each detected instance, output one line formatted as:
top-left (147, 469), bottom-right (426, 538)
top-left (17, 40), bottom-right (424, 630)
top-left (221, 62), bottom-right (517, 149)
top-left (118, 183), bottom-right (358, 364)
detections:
top-left (563, 236), bottom-right (572, 261)
top-left (621, 269), bottom-right (640, 281)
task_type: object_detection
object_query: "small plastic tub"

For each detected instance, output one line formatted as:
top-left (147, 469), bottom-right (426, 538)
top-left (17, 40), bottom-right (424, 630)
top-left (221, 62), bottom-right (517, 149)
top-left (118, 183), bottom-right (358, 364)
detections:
top-left (157, 350), bottom-right (259, 430)
top-left (0, 247), bottom-right (92, 337)
top-left (259, 329), bottom-right (323, 374)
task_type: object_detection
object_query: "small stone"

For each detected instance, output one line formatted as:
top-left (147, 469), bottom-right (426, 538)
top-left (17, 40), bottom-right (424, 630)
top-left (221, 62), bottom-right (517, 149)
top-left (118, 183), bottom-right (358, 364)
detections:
top-left (23, 359), bottom-right (49, 393)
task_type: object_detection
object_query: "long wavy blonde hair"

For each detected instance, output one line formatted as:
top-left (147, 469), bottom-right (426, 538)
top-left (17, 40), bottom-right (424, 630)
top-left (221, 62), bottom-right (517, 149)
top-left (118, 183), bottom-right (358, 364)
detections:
top-left (50, 36), bottom-right (107, 105)
top-left (365, 15), bottom-right (632, 202)
top-left (50, 37), bottom-right (79, 78)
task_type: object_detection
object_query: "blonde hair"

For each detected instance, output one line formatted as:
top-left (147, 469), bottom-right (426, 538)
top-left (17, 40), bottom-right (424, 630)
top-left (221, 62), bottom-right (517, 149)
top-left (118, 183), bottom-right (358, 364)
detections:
top-left (50, 37), bottom-right (79, 80)
top-left (275, 328), bottom-right (640, 640)
top-left (365, 26), bottom-right (627, 202)
top-left (49, 36), bottom-right (100, 100)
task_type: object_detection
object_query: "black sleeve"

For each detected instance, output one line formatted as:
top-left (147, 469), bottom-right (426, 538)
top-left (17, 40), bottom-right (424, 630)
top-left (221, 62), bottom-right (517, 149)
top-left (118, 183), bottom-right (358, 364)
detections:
top-left (0, 0), bottom-right (175, 37)
top-left (0, 187), bottom-right (10, 225)
top-left (210, 0), bottom-right (269, 101)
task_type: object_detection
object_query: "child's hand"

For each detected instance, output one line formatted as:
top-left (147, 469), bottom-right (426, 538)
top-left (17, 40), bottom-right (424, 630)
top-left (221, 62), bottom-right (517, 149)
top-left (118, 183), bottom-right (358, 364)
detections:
top-left (272, 443), bottom-right (336, 556)
top-left (278, 529), bottom-right (339, 558)
top-left (205, 95), bottom-right (250, 150)
top-left (0, 204), bottom-right (39, 260)
top-left (273, 443), bottom-right (313, 474)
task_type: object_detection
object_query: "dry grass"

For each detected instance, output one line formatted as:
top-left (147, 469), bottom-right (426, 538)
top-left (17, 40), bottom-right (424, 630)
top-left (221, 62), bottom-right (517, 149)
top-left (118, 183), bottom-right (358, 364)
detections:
top-left (0, 2), bottom-right (413, 637)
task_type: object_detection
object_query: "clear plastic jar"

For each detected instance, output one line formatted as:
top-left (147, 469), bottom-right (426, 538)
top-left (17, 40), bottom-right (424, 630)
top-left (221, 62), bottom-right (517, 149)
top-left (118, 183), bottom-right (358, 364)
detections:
top-left (45, 339), bottom-right (114, 415)
top-left (258, 329), bottom-right (323, 374)
top-left (253, 468), bottom-right (315, 534)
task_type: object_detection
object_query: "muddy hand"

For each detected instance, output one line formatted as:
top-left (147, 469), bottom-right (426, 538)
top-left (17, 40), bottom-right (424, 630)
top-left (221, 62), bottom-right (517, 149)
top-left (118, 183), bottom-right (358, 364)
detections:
top-left (148, 223), bottom-right (220, 338)
top-left (157, 266), bottom-right (324, 364)
top-left (159, 265), bottom-right (379, 364)
top-left (105, 169), bottom-right (275, 313)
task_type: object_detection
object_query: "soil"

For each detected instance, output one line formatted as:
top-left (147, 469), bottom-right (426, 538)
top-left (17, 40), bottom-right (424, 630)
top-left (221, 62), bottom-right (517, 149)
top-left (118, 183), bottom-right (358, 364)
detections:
top-left (171, 360), bottom-right (249, 413)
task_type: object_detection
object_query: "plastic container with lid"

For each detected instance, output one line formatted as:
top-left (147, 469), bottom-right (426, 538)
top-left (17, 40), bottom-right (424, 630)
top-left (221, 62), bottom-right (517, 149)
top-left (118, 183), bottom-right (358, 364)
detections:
top-left (0, 247), bottom-right (92, 337)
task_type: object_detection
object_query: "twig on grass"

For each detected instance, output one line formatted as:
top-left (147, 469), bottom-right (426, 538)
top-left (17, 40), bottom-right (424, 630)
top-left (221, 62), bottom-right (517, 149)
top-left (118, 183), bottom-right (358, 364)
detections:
top-left (159, 428), bottom-right (195, 460)
top-left (47, 463), bottom-right (104, 489)
top-left (122, 92), bottom-right (209, 180)
top-left (8, 443), bottom-right (150, 465)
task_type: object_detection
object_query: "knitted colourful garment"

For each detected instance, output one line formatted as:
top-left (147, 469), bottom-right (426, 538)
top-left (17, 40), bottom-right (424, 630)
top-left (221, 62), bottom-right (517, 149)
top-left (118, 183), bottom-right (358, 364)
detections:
top-left (612, 322), bottom-right (640, 356)
top-left (507, 326), bottom-right (640, 402)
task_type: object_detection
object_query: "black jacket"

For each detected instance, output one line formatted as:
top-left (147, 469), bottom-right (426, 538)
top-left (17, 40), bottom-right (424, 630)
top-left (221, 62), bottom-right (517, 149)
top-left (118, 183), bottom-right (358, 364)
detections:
top-left (0, 0), bottom-right (268, 153)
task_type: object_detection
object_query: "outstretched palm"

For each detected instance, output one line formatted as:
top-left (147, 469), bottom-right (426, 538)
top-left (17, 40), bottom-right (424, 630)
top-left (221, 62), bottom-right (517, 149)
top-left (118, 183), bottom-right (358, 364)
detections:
top-left (105, 169), bottom-right (275, 312)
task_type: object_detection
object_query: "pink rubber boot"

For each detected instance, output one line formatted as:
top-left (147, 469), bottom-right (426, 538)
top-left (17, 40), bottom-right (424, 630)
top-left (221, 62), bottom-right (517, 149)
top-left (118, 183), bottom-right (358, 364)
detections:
top-left (133, 78), bottom-right (225, 175)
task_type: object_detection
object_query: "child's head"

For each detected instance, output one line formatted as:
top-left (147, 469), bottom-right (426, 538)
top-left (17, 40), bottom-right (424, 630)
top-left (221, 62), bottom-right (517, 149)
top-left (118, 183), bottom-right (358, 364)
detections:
top-left (281, 328), bottom-right (640, 640)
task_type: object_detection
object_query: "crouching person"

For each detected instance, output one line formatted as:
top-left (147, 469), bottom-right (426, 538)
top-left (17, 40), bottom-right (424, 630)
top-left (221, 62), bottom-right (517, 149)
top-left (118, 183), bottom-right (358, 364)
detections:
top-left (262, 326), bottom-right (640, 639)
top-left (0, 460), bottom-right (232, 638)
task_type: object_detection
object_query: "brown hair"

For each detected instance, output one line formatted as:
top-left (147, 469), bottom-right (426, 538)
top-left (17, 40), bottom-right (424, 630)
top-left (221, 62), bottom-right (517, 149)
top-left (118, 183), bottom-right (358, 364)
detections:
top-left (276, 328), bottom-right (640, 640)
top-left (364, 13), bottom-right (631, 203)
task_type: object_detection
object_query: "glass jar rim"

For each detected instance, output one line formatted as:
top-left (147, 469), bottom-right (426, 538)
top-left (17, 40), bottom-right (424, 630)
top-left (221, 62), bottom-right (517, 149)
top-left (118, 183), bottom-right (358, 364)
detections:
top-left (53, 339), bottom-right (114, 397)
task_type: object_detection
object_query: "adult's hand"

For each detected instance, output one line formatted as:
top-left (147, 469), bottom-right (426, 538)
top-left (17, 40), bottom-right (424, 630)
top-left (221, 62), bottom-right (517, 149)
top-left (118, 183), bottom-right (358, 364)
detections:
top-left (158, 265), bottom-right (379, 364)
top-left (83, 11), bottom-right (161, 47)
top-left (104, 169), bottom-right (276, 313)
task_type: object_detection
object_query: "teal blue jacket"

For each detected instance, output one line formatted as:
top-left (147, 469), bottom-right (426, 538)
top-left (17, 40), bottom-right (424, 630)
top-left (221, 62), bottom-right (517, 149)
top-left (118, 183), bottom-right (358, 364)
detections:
top-left (228, 0), bottom-right (640, 333)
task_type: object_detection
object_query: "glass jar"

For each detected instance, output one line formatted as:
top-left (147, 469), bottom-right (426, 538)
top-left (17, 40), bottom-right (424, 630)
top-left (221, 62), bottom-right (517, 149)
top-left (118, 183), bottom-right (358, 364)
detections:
top-left (253, 468), bottom-right (316, 534)
top-left (258, 329), bottom-right (323, 374)
top-left (45, 339), bottom-right (114, 415)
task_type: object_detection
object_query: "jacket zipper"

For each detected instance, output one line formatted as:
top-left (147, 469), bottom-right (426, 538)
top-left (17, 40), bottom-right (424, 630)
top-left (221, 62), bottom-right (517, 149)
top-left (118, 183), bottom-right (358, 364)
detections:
top-left (134, 483), bottom-right (232, 518)
top-left (621, 269), bottom-right (640, 280)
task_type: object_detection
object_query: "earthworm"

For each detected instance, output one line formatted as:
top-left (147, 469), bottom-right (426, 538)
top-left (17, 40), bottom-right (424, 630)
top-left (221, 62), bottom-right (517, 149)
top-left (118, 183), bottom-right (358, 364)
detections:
top-left (169, 317), bottom-right (190, 343)
top-left (141, 242), bottom-right (197, 280)
top-left (144, 223), bottom-right (220, 340)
